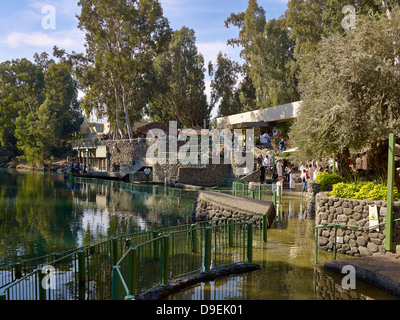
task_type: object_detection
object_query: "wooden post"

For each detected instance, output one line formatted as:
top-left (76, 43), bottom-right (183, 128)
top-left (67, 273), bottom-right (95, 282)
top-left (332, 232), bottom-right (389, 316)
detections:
top-left (385, 133), bottom-right (395, 251)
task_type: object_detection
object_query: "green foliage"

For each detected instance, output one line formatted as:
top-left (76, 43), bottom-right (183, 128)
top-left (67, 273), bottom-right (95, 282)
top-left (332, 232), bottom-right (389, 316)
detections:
top-left (149, 27), bottom-right (211, 127)
top-left (315, 172), bottom-right (346, 191)
top-left (289, 11), bottom-right (400, 165)
top-left (225, 0), bottom-right (299, 110)
top-left (0, 56), bottom-right (83, 166)
top-left (329, 181), bottom-right (400, 200)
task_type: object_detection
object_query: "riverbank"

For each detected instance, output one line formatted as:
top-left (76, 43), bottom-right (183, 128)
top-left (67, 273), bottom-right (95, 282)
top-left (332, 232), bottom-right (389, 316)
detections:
top-left (1, 158), bottom-right (70, 172)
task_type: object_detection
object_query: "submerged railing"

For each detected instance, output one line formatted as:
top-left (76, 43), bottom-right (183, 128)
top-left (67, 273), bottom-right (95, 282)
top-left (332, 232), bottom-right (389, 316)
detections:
top-left (0, 214), bottom-right (268, 301)
top-left (112, 219), bottom-right (255, 300)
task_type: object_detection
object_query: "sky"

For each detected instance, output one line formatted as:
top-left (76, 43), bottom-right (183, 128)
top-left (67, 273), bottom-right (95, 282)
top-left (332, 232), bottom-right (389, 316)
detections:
top-left (0, 0), bottom-right (289, 119)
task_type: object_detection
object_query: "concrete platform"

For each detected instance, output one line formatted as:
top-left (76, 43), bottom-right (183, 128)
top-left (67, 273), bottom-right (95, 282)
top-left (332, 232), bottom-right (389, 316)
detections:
top-left (324, 253), bottom-right (400, 298)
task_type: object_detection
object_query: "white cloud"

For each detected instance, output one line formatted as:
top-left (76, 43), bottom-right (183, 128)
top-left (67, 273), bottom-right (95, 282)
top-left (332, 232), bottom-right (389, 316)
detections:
top-left (1, 28), bottom-right (85, 51)
top-left (197, 40), bottom-right (241, 65)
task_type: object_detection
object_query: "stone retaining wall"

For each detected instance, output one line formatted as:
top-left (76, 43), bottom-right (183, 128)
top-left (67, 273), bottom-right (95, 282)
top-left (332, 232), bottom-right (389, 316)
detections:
top-left (178, 164), bottom-right (234, 187)
top-left (192, 191), bottom-right (276, 227)
top-left (315, 192), bottom-right (400, 256)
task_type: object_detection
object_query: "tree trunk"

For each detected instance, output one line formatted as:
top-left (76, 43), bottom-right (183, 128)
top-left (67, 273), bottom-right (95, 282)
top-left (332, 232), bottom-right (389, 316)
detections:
top-left (336, 148), bottom-right (351, 179)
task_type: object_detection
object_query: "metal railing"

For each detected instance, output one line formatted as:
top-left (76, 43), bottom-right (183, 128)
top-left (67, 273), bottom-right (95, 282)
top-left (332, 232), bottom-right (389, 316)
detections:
top-left (112, 218), bottom-right (256, 300)
top-left (313, 218), bottom-right (400, 264)
top-left (0, 213), bottom-right (268, 301)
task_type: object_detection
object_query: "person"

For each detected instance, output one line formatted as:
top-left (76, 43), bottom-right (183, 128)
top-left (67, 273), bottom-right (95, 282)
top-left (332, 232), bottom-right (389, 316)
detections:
top-left (257, 154), bottom-right (263, 166)
top-left (289, 170), bottom-right (296, 191)
top-left (285, 165), bottom-right (291, 182)
top-left (276, 178), bottom-right (283, 198)
top-left (277, 160), bottom-right (283, 177)
top-left (259, 164), bottom-right (266, 184)
top-left (301, 169), bottom-right (308, 192)
top-left (279, 139), bottom-right (285, 153)
top-left (313, 164), bottom-right (318, 180)
top-left (71, 161), bottom-right (75, 174)
top-left (355, 154), bottom-right (363, 173)
top-left (144, 167), bottom-right (151, 184)
top-left (362, 152), bottom-right (368, 173)
top-left (308, 164), bottom-right (314, 181)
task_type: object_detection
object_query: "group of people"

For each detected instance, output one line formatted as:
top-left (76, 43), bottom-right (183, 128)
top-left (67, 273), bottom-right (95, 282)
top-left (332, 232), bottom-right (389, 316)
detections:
top-left (353, 152), bottom-right (369, 173)
top-left (70, 161), bottom-right (87, 175)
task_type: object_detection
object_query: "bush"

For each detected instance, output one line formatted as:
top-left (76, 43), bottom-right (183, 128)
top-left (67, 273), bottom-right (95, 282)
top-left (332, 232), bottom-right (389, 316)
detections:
top-left (315, 172), bottom-right (346, 191)
top-left (328, 181), bottom-right (399, 200)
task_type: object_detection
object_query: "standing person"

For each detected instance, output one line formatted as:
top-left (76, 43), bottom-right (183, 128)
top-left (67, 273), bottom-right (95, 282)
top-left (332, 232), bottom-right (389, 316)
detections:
top-left (144, 167), bottom-right (151, 184)
top-left (277, 160), bottom-right (283, 178)
top-left (260, 164), bottom-right (266, 184)
top-left (289, 170), bottom-right (296, 191)
top-left (362, 152), bottom-right (368, 174)
top-left (263, 155), bottom-right (269, 168)
top-left (356, 154), bottom-right (363, 173)
top-left (313, 164), bottom-right (318, 180)
top-left (257, 154), bottom-right (263, 166)
top-left (279, 139), bottom-right (285, 154)
top-left (308, 164), bottom-right (314, 181)
top-left (301, 169), bottom-right (308, 192)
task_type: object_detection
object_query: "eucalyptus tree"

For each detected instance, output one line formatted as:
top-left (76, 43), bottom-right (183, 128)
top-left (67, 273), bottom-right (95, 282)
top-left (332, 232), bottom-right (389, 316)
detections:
top-left (72, 0), bottom-right (171, 139)
top-left (225, 0), bottom-right (299, 109)
top-left (289, 12), bottom-right (400, 184)
top-left (208, 51), bottom-right (243, 117)
top-left (149, 27), bottom-right (210, 128)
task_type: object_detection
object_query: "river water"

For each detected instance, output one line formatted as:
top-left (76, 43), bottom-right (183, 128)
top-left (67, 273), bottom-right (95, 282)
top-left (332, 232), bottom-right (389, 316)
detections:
top-left (0, 169), bottom-right (397, 300)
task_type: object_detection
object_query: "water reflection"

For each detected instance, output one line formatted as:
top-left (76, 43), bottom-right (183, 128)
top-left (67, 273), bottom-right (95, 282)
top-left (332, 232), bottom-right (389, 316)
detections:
top-left (167, 197), bottom-right (398, 300)
top-left (0, 169), bottom-right (194, 266)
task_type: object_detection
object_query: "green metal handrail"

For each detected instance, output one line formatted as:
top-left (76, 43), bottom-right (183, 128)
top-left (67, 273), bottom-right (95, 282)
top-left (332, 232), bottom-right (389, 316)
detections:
top-left (112, 220), bottom-right (255, 301)
top-left (313, 218), bottom-right (400, 264)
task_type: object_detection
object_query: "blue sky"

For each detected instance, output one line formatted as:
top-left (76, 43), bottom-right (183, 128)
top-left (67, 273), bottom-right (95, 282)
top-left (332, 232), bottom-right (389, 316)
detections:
top-left (0, 0), bottom-right (289, 118)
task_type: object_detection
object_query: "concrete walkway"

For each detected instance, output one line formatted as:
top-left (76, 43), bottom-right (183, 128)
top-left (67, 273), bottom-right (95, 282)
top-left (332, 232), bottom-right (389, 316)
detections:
top-left (324, 252), bottom-right (400, 298)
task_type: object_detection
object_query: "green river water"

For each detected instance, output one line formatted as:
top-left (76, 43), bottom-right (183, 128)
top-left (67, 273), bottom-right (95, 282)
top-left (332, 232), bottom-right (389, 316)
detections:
top-left (0, 169), bottom-right (397, 300)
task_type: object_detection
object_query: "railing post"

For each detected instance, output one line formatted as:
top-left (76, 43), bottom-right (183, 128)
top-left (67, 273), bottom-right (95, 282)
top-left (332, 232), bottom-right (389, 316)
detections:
top-left (228, 218), bottom-right (233, 247)
top-left (262, 214), bottom-right (267, 243)
top-left (247, 222), bottom-right (253, 263)
top-left (162, 235), bottom-right (170, 286)
top-left (38, 269), bottom-right (47, 301)
top-left (129, 248), bottom-right (137, 297)
top-left (78, 250), bottom-right (86, 284)
top-left (385, 133), bottom-right (395, 251)
top-left (278, 184), bottom-right (281, 204)
top-left (112, 238), bottom-right (118, 265)
top-left (191, 224), bottom-right (197, 253)
top-left (112, 266), bottom-right (119, 300)
top-left (204, 227), bottom-right (212, 273)
top-left (0, 293), bottom-right (6, 301)
top-left (15, 263), bottom-right (22, 279)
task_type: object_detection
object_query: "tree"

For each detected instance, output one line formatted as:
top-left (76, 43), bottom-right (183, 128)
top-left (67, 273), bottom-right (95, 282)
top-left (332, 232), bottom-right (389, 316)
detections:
top-left (208, 52), bottom-right (243, 117)
top-left (289, 12), bottom-right (400, 183)
top-left (69, 0), bottom-right (171, 139)
top-left (225, 0), bottom-right (299, 109)
top-left (5, 58), bottom-right (83, 167)
top-left (149, 27), bottom-right (211, 127)
top-left (0, 59), bottom-right (46, 162)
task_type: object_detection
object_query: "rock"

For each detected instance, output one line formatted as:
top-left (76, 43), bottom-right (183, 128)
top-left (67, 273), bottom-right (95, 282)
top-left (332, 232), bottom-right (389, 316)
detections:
top-left (356, 237), bottom-right (367, 247)
top-left (358, 246), bottom-right (372, 256)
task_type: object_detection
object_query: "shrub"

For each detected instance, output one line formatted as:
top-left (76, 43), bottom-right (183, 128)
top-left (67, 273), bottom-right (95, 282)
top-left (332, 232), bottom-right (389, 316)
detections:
top-left (328, 181), bottom-right (399, 200)
top-left (315, 172), bottom-right (346, 191)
